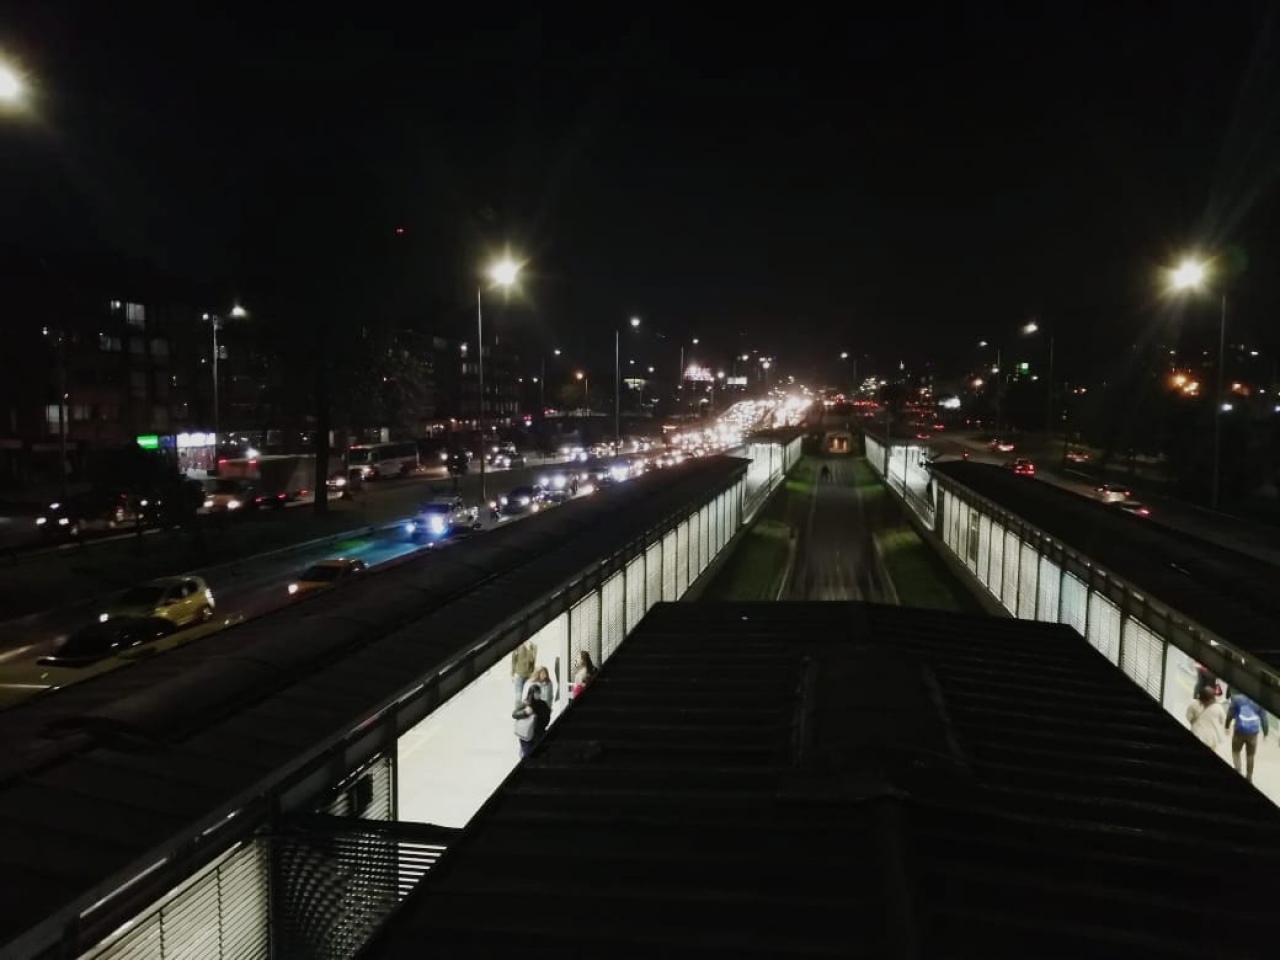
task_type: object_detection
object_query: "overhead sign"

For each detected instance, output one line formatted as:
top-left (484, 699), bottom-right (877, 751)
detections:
top-left (176, 431), bottom-right (214, 449)
top-left (135, 434), bottom-right (160, 450)
top-left (683, 365), bottom-right (713, 382)
top-left (725, 376), bottom-right (747, 386)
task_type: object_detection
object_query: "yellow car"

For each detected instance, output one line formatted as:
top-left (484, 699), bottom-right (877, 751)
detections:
top-left (99, 576), bottom-right (216, 626)
top-left (0, 614), bottom-right (240, 711)
top-left (287, 558), bottom-right (367, 598)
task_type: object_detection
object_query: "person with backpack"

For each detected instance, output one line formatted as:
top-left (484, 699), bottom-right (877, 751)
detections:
top-left (1225, 691), bottom-right (1269, 782)
top-left (512, 685), bottom-right (551, 759)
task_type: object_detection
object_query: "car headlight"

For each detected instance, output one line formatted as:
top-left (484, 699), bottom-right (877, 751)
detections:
top-left (58, 517), bottom-right (70, 526)
top-left (428, 515), bottom-right (446, 532)
top-left (288, 583), bottom-right (299, 595)
top-left (99, 613), bottom-right (110, 623)
top-left (227, 499), bottom-right (242, 510)
top-left (405, 521), bottom-right (417, 534)
top-left (517, 497), bottom-right (529, 506)
top-left (332, 476), bottom-right (347, 487)
top-left (203, 498), bottom-right (214, 508)
top-left (537, 477), bottom-right (548, 487)
top-left (500, 496), bottom-right (508, 505)
top-left (35, 517), bottom-right (46, 525)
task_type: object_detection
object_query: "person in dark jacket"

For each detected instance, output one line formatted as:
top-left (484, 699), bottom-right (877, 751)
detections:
top-left (513, 686), bottom-right (551, 758)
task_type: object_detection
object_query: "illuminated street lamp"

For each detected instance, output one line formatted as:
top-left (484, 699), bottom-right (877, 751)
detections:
top-left (616, 317), bottom-right (641, 445)
top-left (576, 370), bottom-right (589, 407)
top-left (478, 257), bottom-right (521, 501)
top-left (202, 305), bottom-right (249, 460)
top-left (1166, 256), bottom-right (1227, 510)
top-left (0, 61), bottom-right (24, 104)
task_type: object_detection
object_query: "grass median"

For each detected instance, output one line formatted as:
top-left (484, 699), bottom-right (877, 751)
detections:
top-left (852, 456), bottom-right (981, 613)
top-left (702, 518), bottom-right (792, 601)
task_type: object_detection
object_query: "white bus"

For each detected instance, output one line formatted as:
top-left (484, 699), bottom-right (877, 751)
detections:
top-left (346, 442), bottom-right (420, 479)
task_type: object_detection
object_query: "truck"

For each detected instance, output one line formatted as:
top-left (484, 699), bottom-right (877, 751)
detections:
top-left (203, 455), bottom-right (316, 512)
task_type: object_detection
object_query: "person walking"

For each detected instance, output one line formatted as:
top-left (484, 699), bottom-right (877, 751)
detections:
top-left (510, 640), bottom-right (537, 707)
top-left (521, 665), bottom-right (556, 710)
top-left (571, 650), bottom-right (596, 699)
top-left (1225, 691), bottom-right (1269, 782)
top-left (1185, 687), bottom-right (1226, 754)
top-left (512, 686), bottom-right (551, 759)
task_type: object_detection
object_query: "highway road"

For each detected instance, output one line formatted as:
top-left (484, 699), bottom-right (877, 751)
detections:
top-left (0, 480), bottom-right (599, 704)
top-left (927, 434), bottom-right (1280, 567)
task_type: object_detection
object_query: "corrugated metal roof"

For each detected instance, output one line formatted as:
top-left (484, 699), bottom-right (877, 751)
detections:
top-left (0, 458), bottom-right (747, 953)
top-left (933, 461), bottom-right (1279, 661)
top-left (368, 601), bottom-right (1280, 959)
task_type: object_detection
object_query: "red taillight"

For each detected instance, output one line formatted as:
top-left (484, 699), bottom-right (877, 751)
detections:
top-left (278, 493), bottom-right (286, 499)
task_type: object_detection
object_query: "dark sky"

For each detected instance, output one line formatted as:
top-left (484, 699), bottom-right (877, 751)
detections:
top-left (4, 5), bottom-right (1280, 379)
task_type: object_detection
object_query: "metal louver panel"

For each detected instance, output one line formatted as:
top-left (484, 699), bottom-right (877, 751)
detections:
top-left (601, 573), bottom-right (626, 662)
top-left (1017, 543), bottom-right (1038, 619)
top-left (82, 842), bottom-right (268, 960)
top-left (1037, 556), bottom-right (1061, 623)
top-left (568, 594), bottom-right (599, 670)
top-left (675, 521), bottom-right (689, 596)
top-left (1087, 592), bottom-right (1122, 665)
top-left (645, 541), bottom-right (662, 614)
top-left (625, 556), bottom-right (645, 634)
top-left (1122, 617), bottom-right (1165, 700)
top-left (662, 531), bottom-right (677, 601)
top-left (270, 817), bottom-right (456, 960)
top-left (987, 523), bottom-right (1005, 601)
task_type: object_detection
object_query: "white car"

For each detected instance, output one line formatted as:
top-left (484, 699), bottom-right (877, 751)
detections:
top-left (1095, 483), bottom-right (1133, 504)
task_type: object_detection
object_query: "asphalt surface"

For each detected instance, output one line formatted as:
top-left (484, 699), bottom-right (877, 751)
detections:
top-left (790, 459), bottom-right (879, 601)
top-left (930, 435), bottom-right (1280, 566)
top-left (0, 497), bottom-right (600, 682)
top-left (0, 457), bottom-right (587, 624)
top-left (0, 463), bottom-right (591, 669)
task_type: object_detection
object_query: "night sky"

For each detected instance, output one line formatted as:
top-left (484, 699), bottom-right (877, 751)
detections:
top-left (4, 6), bottom-right (1280, 378)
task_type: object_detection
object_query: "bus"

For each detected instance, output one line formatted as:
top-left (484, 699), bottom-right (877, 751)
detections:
top-left (346, 442), bottom-right (420, 479)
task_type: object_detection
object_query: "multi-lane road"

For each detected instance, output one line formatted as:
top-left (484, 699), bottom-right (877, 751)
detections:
top-left (0, 458), bottom-right (585, 674)
top-left (928, 434), bottom-right (1280, 566)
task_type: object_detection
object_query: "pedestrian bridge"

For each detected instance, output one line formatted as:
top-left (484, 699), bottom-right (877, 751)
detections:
top-left (865, 434), bottom-right (1280, 806)
top-left (0, 437), bottom-right (800, 960)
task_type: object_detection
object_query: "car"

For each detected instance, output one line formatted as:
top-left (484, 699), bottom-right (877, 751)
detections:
top-left (39, 617), bottom-right (180, 667)
top-left (1095, 483), bottom-right (1133, 503)
top-left (495, 485), bottom-right (544, 517)
top-left (100, 576), bottom-right (216, 626)
top-left (0, 614), bottom-right (239, 710)
top-left (989, 439), bottom-right (1016, 453)
top-left (1065, 450), bottom-right (1092, 463)
top-left (1113, 500), bottom-right (1151, 518)
top-left (288, 558), bottom-right (368, 597)
top-left (405, 497), bottom-right (480, 540)
top-left (35, 492), bottom-right (136, 539)
top-left (538, 471), bottom-right (579, 502)
top-left (1007, 458), bottom-right (1035, 476)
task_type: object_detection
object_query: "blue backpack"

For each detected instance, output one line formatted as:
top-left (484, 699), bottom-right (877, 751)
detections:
top-left (1236, 700), bottom-right (1263, 736)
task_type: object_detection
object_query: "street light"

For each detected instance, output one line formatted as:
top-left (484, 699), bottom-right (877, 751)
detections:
top-left (0, 63), bottom-right (22, 104)
top-left (1166, 256), bottom-right (1227, 510)
top-left (477, 257), bottom-right (521, 502)
top-left (616, 317), bottom-right (641, 445)
top-left (1020, 318), bottom-right (1055, 450)
top-left (576, 370), bottom-right (589, 408)
top-left (202, 305), bottom-right (248, 461)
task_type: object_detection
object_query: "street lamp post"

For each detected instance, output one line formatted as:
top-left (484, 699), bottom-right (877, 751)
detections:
top-left (478, 258), bottom-right (520, 504)
top-left (1168, 258), bottom-right (1227, 511)
top-left (1021, 319), bottom-right (1056, 450)
top-left (576, 371), bottom-right (588, 408)
top-left (616, 317), bottom-right (640, 446)
top-left (204, 304), bottom-right (247, 462)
